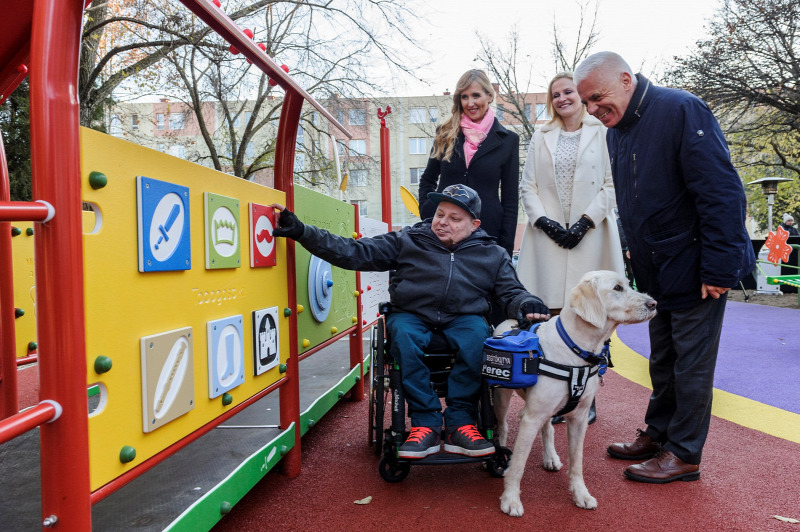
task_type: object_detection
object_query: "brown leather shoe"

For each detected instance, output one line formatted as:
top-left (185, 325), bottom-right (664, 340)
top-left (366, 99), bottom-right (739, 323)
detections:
top-left (624, 451), bottom-right (700, 483)
top-left (607, 429), bottom-right (659, 460)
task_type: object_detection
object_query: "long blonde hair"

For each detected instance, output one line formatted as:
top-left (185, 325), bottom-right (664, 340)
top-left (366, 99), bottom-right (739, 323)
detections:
top-left (545, 72), bottom-right (586, 129)
top-left (432, 69), bottom-right (495, 162)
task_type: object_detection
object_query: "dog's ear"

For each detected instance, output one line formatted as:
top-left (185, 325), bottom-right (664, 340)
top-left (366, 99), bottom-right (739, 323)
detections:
top-left (570, 277), bottom-right (607, 329)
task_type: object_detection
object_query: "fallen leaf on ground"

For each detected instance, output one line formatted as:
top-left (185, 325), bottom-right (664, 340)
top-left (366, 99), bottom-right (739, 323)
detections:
top-left (773, 515), bottom-right (799, 524)
top-left (354, 496), bottom-right (372, 505)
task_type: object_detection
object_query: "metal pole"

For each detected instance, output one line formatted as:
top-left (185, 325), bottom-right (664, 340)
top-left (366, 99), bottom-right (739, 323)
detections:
top-left (275, 91), bottom-right (303, 478)
top-left (377, 107), bottom-right (392, 227)
top-left (30, 0), bottom-right (92, 528)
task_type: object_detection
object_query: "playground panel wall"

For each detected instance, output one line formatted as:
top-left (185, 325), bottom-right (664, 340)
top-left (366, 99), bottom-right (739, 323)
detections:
top-left (80, 128), bottom-right (290, 490)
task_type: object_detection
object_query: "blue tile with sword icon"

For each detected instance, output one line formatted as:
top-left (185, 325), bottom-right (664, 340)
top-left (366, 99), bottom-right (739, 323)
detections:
top-left (136, 176), bottom-right (191, 272)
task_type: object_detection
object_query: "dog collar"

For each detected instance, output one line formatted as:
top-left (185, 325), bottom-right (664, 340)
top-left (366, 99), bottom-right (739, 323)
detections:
top-left (555, 317), bottom-right (608, 375)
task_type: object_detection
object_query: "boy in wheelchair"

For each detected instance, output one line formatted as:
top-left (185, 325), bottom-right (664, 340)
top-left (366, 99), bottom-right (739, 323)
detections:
top-left (271, 184), bottom-right (549, 459)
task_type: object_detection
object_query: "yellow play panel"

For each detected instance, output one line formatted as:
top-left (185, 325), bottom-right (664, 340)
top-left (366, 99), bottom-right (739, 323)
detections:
top-left (80, 128), bottom-right (290, 490)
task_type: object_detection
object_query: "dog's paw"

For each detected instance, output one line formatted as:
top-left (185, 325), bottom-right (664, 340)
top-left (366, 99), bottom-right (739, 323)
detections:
top-left (572, 489), bottom-right (597, 510)
top-left (499, 493), bottom-right (525, 517)
top-left (542, 454), bottom-right (562, 471)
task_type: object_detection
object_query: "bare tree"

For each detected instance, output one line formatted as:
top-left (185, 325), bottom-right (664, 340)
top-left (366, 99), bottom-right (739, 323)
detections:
top-left (550, 0), bottom-right (600, 73)
top-left (669, 0), bottom-right (800, 180)
top-left (478, 0), bottom-right (600, 146)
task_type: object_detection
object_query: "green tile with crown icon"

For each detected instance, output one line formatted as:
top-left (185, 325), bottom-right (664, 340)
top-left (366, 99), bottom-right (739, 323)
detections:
top-left (204, 192), bottom-right (241, 269)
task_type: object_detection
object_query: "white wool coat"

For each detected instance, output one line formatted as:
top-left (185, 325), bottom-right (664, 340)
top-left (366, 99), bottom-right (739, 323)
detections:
top-left (517, 114), bottom-right (625, 309)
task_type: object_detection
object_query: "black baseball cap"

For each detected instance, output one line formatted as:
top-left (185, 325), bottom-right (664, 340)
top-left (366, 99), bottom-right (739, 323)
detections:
top-left (428, 184), bottom-right (481, 219)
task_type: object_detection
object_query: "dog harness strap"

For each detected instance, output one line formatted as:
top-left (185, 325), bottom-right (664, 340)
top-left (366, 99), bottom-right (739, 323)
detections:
top-left (538, 359), bottom-right (599, 417)
top-left (555, 317), bottom-right (609, 375)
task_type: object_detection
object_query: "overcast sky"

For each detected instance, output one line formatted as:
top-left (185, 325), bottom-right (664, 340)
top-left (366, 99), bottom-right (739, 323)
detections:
top-left (390, 0), bottom-right (719, 96)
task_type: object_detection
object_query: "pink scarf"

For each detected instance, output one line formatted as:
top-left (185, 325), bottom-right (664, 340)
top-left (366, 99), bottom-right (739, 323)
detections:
top-left (460, 106), bottom-right (495, 167)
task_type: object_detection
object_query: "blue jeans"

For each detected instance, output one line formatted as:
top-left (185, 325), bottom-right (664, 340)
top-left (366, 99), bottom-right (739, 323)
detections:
top-left (386, 312), bottom-right (491, 430)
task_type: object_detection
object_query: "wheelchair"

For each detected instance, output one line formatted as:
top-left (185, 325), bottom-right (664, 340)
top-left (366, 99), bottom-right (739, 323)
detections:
top-left (368, 302), bottom-right (512, 482)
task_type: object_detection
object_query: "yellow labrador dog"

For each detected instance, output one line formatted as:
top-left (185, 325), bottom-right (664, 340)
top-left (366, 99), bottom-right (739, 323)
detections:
top-left (495, 270), bottom-right (657, 515)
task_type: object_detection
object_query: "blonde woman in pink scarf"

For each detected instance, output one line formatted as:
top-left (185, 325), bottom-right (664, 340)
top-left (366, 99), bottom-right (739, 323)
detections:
top-left (418, 69), bottom-right (520, 257)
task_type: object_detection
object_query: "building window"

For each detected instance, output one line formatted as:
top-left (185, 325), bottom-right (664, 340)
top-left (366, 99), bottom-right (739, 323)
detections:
top-left (524, 103), bottom-right (532, 120)
top-left (169, 112), bottom-right (185, 130)
top-left (409, 107), bottom-right (426, 123)
top-left (297, 126), bottom-right (304, 142)
top-left (312, 111), bottom-right (318, 125)
top-left (337, 140), bottom-right (347, 156)
top-left (245, 111), bottom-right (253, 124)
top-left (157, 114), bottom-right (165, 130)
top-left (409, 137), bottom-right (427, 155)
top-left (295, 153), bottom-right (305, 172)
top-left (352, 200), bottom-right (368, 216)
top-left (429, 107), bottom-right (438, 123)
top-left (409, 168), bottom-right (424, 185)
top-left (168, 145), bottom-right (185, 159)
top-left (349, 139), bottom-right (366, 156)
top-left (536, 103), bottom-right (549, 121)
top-left (336, 110), bottom-right (345, 124)
top-left (246, 142), bottom-right (255, 161)
top-left (131, 114), bottom-right (139, 131)
top-left (109, 115), bottom-right (122, 137)
top-left (349, 108), bottom-right (366, 126)
top-left (233, 115), bottom-right (241, 128)
top-left (350, 169), bottom-right (367, 186)
top-left (496, 106), bottom-right (504, 122)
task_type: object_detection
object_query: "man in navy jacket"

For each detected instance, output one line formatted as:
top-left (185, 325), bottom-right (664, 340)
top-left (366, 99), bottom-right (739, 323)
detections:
top-left (575, 52), bottom-right (756, 483)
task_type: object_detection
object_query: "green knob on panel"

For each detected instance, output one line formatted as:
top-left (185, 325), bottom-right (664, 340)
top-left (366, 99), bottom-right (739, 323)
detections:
top-left (119, 445), bottom-right (136, 463)
top-left (88, 171), bottom-right (108, 190)
top-left (307, 419), bottom-right (315, 428)
top-left (26, 227), bottom-right (34, 236)
top-left (279, 445), bottom-right (288, 456)
top-left (94, 356), bottom-right (113, 374)
top-left (283, 308), bottom-right (292, 317)
top-left (14, 308), bottom-right (24, 318)
top-left (279, 363), bottom-right (287, 373)
top-left (11, 226), bottom-right (21, 237)
top-left (222, 393), bottom-right (233, 406)
top-left (337, 390), bottom-right (344, 399)
top-left (354, 374), bottom-right (361, 383)
top-left (27, 341), bottom-right (37, 351)
top-left (220, 501), bottom-right (233, 515)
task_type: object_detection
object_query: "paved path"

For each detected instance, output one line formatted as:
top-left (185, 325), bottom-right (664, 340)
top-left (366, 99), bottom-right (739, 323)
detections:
top-left (213, 301), bottom-right (800, 531)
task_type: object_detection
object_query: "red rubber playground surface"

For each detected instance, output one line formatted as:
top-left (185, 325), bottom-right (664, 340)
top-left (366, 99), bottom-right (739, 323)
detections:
top-left (213, 300), bottom-right (800, 532)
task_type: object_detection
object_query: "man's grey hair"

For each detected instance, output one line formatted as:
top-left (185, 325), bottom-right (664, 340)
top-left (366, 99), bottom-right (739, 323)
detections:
top-left (574, 51), bottom-right (637, 87)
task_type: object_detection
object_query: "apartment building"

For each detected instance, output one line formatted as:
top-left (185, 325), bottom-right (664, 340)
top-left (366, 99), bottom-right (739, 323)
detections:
top-left (110, 89), bottom-right (549, 245)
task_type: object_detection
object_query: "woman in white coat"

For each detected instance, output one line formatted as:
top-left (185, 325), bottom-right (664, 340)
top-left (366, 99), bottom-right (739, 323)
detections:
top-left (517, 72), bottom-right (625, 423)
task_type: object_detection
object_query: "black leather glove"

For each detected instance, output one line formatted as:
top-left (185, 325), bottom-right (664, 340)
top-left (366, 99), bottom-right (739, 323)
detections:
top-left (534, 216), bottom-right (568, 243)
top-left (518, 296), bottom-right (550, 322)
top-left (557, 215), bottom-right (594, 250)
top-left (272, 208), bottom-right (305, 240)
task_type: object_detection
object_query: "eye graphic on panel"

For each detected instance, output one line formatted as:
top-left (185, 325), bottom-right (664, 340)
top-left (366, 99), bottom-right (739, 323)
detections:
top-left (204, 192), bottom-right (241, 269)
top-left (140, 327), bottom-right (195, 433)
top-left (307, 256), bottom-right (333, 322)
top-left (207, 315), bottom-right (245, 398)
top-left (252, 306), bottom-right (280, 375)
top-left (249, 203), bottom-right (277, 267)
top-left (136, 176), bottom-right (191, 272)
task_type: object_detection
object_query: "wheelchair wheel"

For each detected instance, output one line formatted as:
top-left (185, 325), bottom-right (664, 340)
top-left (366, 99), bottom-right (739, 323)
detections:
top-left (487, 445), bottom-right (512, 478)
top-left (369, 317), bottom-right (388, 456)
top-left (378, 456), bottom-right (410, 483)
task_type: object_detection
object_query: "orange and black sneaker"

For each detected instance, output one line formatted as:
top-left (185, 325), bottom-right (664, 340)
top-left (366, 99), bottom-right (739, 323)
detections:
top-left (443, 424), bottom-right (495, 457)
top-left (398, 427), bottom-right (441, 459)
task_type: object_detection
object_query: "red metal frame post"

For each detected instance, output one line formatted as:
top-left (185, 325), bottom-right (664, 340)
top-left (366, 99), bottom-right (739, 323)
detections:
top-left (0, 134), bottom-right (18, 418)
top-left (349, 205), bottom-right (365, 401)
top-left (377, 107), bottom-right (392, 227)
top-left (274, 90), bottom-right (303, 478)
top-left (30, 0), bottom-right (92, 528)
